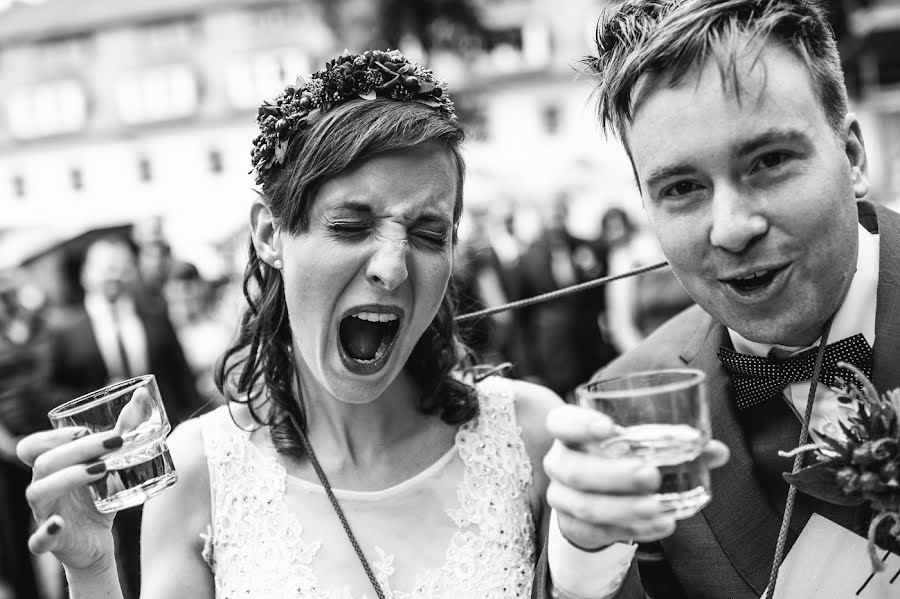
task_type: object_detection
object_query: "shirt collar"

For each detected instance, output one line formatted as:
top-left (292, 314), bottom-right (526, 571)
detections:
top-left (728, 223), bottom-right (878, 357)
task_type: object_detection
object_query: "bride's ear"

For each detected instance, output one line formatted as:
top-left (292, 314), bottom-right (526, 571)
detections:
top-left (250, 199), bottom-right (282, 268)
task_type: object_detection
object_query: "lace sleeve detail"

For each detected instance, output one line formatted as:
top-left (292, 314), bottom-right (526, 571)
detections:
top-left (442, 375), bottom-right (536, 597)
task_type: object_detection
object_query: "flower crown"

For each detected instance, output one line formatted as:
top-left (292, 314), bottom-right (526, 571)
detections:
top-left (250, 49), bottom-right (455, 186)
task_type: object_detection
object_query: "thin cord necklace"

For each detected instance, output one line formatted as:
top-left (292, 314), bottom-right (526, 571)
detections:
top-left (286, 374), bottom-right (386, 599)
top-left (762, 316), bottom-right (833, 599)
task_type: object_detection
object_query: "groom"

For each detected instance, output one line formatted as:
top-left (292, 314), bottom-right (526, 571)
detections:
top-left (534, 0), bottom-right (900, 597)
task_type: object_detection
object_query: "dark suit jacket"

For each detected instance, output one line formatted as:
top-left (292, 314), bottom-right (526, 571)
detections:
top-left (532, 201), bottom-right (900, 598)
top-left (518, 232), bottom-right (615, 397)
top-left (48, 298), bottom-right (205, 427)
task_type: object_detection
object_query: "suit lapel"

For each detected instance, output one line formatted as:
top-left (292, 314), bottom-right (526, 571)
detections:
top-left (666, 202), bottom-right (900, 593)
top-left (677, 317), bottom-right (784, 594)
top-left (870, 202), bottom-right (900, 393)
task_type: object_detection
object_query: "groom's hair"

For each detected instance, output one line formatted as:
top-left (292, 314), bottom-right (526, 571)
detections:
top-left (583, 0), bottom-right (848, 146)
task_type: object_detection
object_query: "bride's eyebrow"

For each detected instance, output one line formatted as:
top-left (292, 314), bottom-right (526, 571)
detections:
top-left (325, 201), bottom-right (371, 217)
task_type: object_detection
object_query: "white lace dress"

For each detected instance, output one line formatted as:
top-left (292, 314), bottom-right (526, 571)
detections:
top-left (198, 377), bottom-right (536, 599)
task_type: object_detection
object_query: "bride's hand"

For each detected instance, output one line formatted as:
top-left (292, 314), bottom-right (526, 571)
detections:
top-left (16, 427), bottom-right (120, 572)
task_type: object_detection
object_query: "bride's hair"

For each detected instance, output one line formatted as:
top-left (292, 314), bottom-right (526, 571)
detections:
top-left (215, 96), bottom-right (479, 460)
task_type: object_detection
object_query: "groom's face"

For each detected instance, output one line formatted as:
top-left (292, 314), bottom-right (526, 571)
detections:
top-left (625, 40), bottom-right (868, 346)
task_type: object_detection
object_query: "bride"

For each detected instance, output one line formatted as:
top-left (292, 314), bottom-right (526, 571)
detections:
top-left (17, 49), bottom-right (564, 599)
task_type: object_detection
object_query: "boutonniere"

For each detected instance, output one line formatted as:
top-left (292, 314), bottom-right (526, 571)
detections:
top-left (781, 363), bottom-right (900, 571)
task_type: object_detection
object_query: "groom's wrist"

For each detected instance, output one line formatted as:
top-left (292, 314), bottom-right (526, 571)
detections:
top-left (548, 510), bottom-right (635, 599)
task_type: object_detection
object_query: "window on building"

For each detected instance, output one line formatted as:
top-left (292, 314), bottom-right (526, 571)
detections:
top-left (6, 80), bottom-right (88, 139)
top-left (209, 149), bottom-right (223, 174)
top-left (37, 33), bottom-right (93, 66)
top-left (70, 167), bottom-right (83, 191)
top-left (251, 5), bottom-right (305, 30)
top-left (115, 64), bottom-right (199, 124)
top-left (541, 104), bottom-right (561, 135)
top-left (12, 175), bottom-right (25, 199)
top-left (139, 18), bottom-right (199, 50)
top-left (225, 49), bottom-right (310, 110)
top-left (138, 158), bottom-right (152, 182)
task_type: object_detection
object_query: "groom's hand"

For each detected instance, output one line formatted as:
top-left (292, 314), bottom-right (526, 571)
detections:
top-left (543, 404), bottom-right (729, 550)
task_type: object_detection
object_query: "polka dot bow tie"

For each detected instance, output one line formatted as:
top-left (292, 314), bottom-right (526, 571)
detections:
top-left (716, 333), bottom-right (873, 411)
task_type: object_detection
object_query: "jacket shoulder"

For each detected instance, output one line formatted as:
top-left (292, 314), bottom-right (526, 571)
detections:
top-left (595, 304), bottom-right (715, 380)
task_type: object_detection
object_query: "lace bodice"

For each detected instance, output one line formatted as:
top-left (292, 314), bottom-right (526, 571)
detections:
top-left (198, 377), bottom-right (536, 598)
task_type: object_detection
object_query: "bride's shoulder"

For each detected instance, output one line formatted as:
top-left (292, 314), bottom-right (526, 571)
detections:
top-left (477, 376), bottom-right (561, 456)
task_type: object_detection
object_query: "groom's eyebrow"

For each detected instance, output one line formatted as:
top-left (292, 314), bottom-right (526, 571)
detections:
top-left (734, 128), bottom-right (811, 157)
top-left (644, 165), bottom-right (696, 190)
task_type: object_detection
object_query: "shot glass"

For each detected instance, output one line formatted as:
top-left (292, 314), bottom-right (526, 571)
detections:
top-left (48, 375), bottom-right (178, 513)
top-left (576, 368), bottom-right (711, 519)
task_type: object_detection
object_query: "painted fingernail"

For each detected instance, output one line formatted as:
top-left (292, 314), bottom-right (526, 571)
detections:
top-left (47, 520), bottom-right (60, 535)
top-left (102, 435), bottom-right (123, 450)
top-left (86, 461), bottom-right (107, 475)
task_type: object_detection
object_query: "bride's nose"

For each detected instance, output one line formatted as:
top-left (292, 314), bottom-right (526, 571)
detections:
top-left (365, 229), bottom-right (409, 291)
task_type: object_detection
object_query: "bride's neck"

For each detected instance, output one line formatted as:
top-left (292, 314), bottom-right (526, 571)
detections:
top-left (299, 371), bottom-right (428, 467)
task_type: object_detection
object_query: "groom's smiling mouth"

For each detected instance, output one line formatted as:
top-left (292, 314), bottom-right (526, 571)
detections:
top-left (337, 306), bottom-right (403, 375)
top-left (720, 263), bottom-right (791, 299)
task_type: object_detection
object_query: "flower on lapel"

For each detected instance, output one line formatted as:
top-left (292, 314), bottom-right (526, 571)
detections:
top-left (781, 363), bottom-right (900, 571)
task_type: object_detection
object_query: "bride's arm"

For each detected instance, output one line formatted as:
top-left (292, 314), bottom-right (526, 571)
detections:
top-left (509, 378), bottom-right (562, 552)
top-left (139, 418), bottom-right (215, 599)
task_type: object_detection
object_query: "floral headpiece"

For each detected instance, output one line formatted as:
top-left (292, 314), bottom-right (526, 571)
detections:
top-left (250, 49), bottom-right (455, 186)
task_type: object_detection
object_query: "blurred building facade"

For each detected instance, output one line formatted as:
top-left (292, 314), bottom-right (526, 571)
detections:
top-left (845, 0), bottom-right (900, 206)
top-left (0, 0), bottom-right (336, 269)
top-left (1, 0), bottom-right (898, 270)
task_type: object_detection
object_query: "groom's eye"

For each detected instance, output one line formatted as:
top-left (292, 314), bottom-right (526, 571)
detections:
top-left (663, 181), bottom-right (703, 198)
top-left (751, 151), bottom-right (791, 172)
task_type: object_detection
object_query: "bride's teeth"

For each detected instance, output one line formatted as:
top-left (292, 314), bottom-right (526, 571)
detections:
top-left (351, 311), bottom-right (399, 322)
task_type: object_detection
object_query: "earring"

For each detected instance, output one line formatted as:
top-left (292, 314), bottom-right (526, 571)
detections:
top-left (273, 259), bottom-right (283, 270)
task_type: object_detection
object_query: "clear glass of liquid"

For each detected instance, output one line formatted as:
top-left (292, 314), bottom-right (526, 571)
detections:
top-left (48, 374), bottom-right (177, 513)
top-left (576, 369), bottom-right (711, 519)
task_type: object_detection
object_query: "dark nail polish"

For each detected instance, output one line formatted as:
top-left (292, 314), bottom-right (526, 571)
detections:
top-left (102, 436), bottom-right (123, 450)
top-left (86, 461), bottom-right (106, 475)
top-left (47, 521), bottom-right (60, 535)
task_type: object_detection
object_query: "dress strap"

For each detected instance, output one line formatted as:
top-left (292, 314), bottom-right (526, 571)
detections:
top-left (196, 405), bottom-right (263, 570)
top-left (449, 376), bottom-right (534, 525)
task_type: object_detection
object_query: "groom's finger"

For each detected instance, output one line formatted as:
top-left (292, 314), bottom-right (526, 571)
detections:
top-left (702, 440), bottom-right (730, 469)
top-left (543, 440), bottom-right (661, 494)
top-left (546, 405), bottom-right (616, 446)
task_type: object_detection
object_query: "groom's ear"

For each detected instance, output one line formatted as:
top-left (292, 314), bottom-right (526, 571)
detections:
top-left (843, 114), bottom-right (869, 199)
top-left (250, 199), bottom-right (282, 267)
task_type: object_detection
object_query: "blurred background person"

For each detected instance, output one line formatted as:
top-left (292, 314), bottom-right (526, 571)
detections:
top-left (603, 207), bottom-right (694, 354)
top-left (518, 194), bottom-right (615, 400)
top-left (165, 260), bottom-right (235, 406)
top-left (46, 235), bottom-right (205, 599)
top-left (132, 216), bottom-right (175, 311)
top-left (454, 202), bottom-right (529, 370)
top-left (0, 270), bottom-right (51, 599)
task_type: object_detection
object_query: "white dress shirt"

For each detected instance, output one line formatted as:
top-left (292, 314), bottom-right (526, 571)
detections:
top-left (84, 293), bottom-right (150, 381)
top-left (728, 223), bottom-right (878, 443)
top-left (547, 224), bottom-right (879, 598)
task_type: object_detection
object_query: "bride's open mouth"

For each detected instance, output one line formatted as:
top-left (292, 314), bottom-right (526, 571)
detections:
top-left (337, 307), bottom-right (403, 375)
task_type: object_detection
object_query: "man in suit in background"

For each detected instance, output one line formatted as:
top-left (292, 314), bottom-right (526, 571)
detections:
top-left (532, 1), bottom-right (900, 597)
top-left (48, 235), bottom-right (205, 598)
top-left (518, 197), bottom-right (616, 400)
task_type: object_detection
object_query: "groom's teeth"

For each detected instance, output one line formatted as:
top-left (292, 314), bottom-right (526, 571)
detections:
top-left (736, 270), bottom-right (768, 281)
